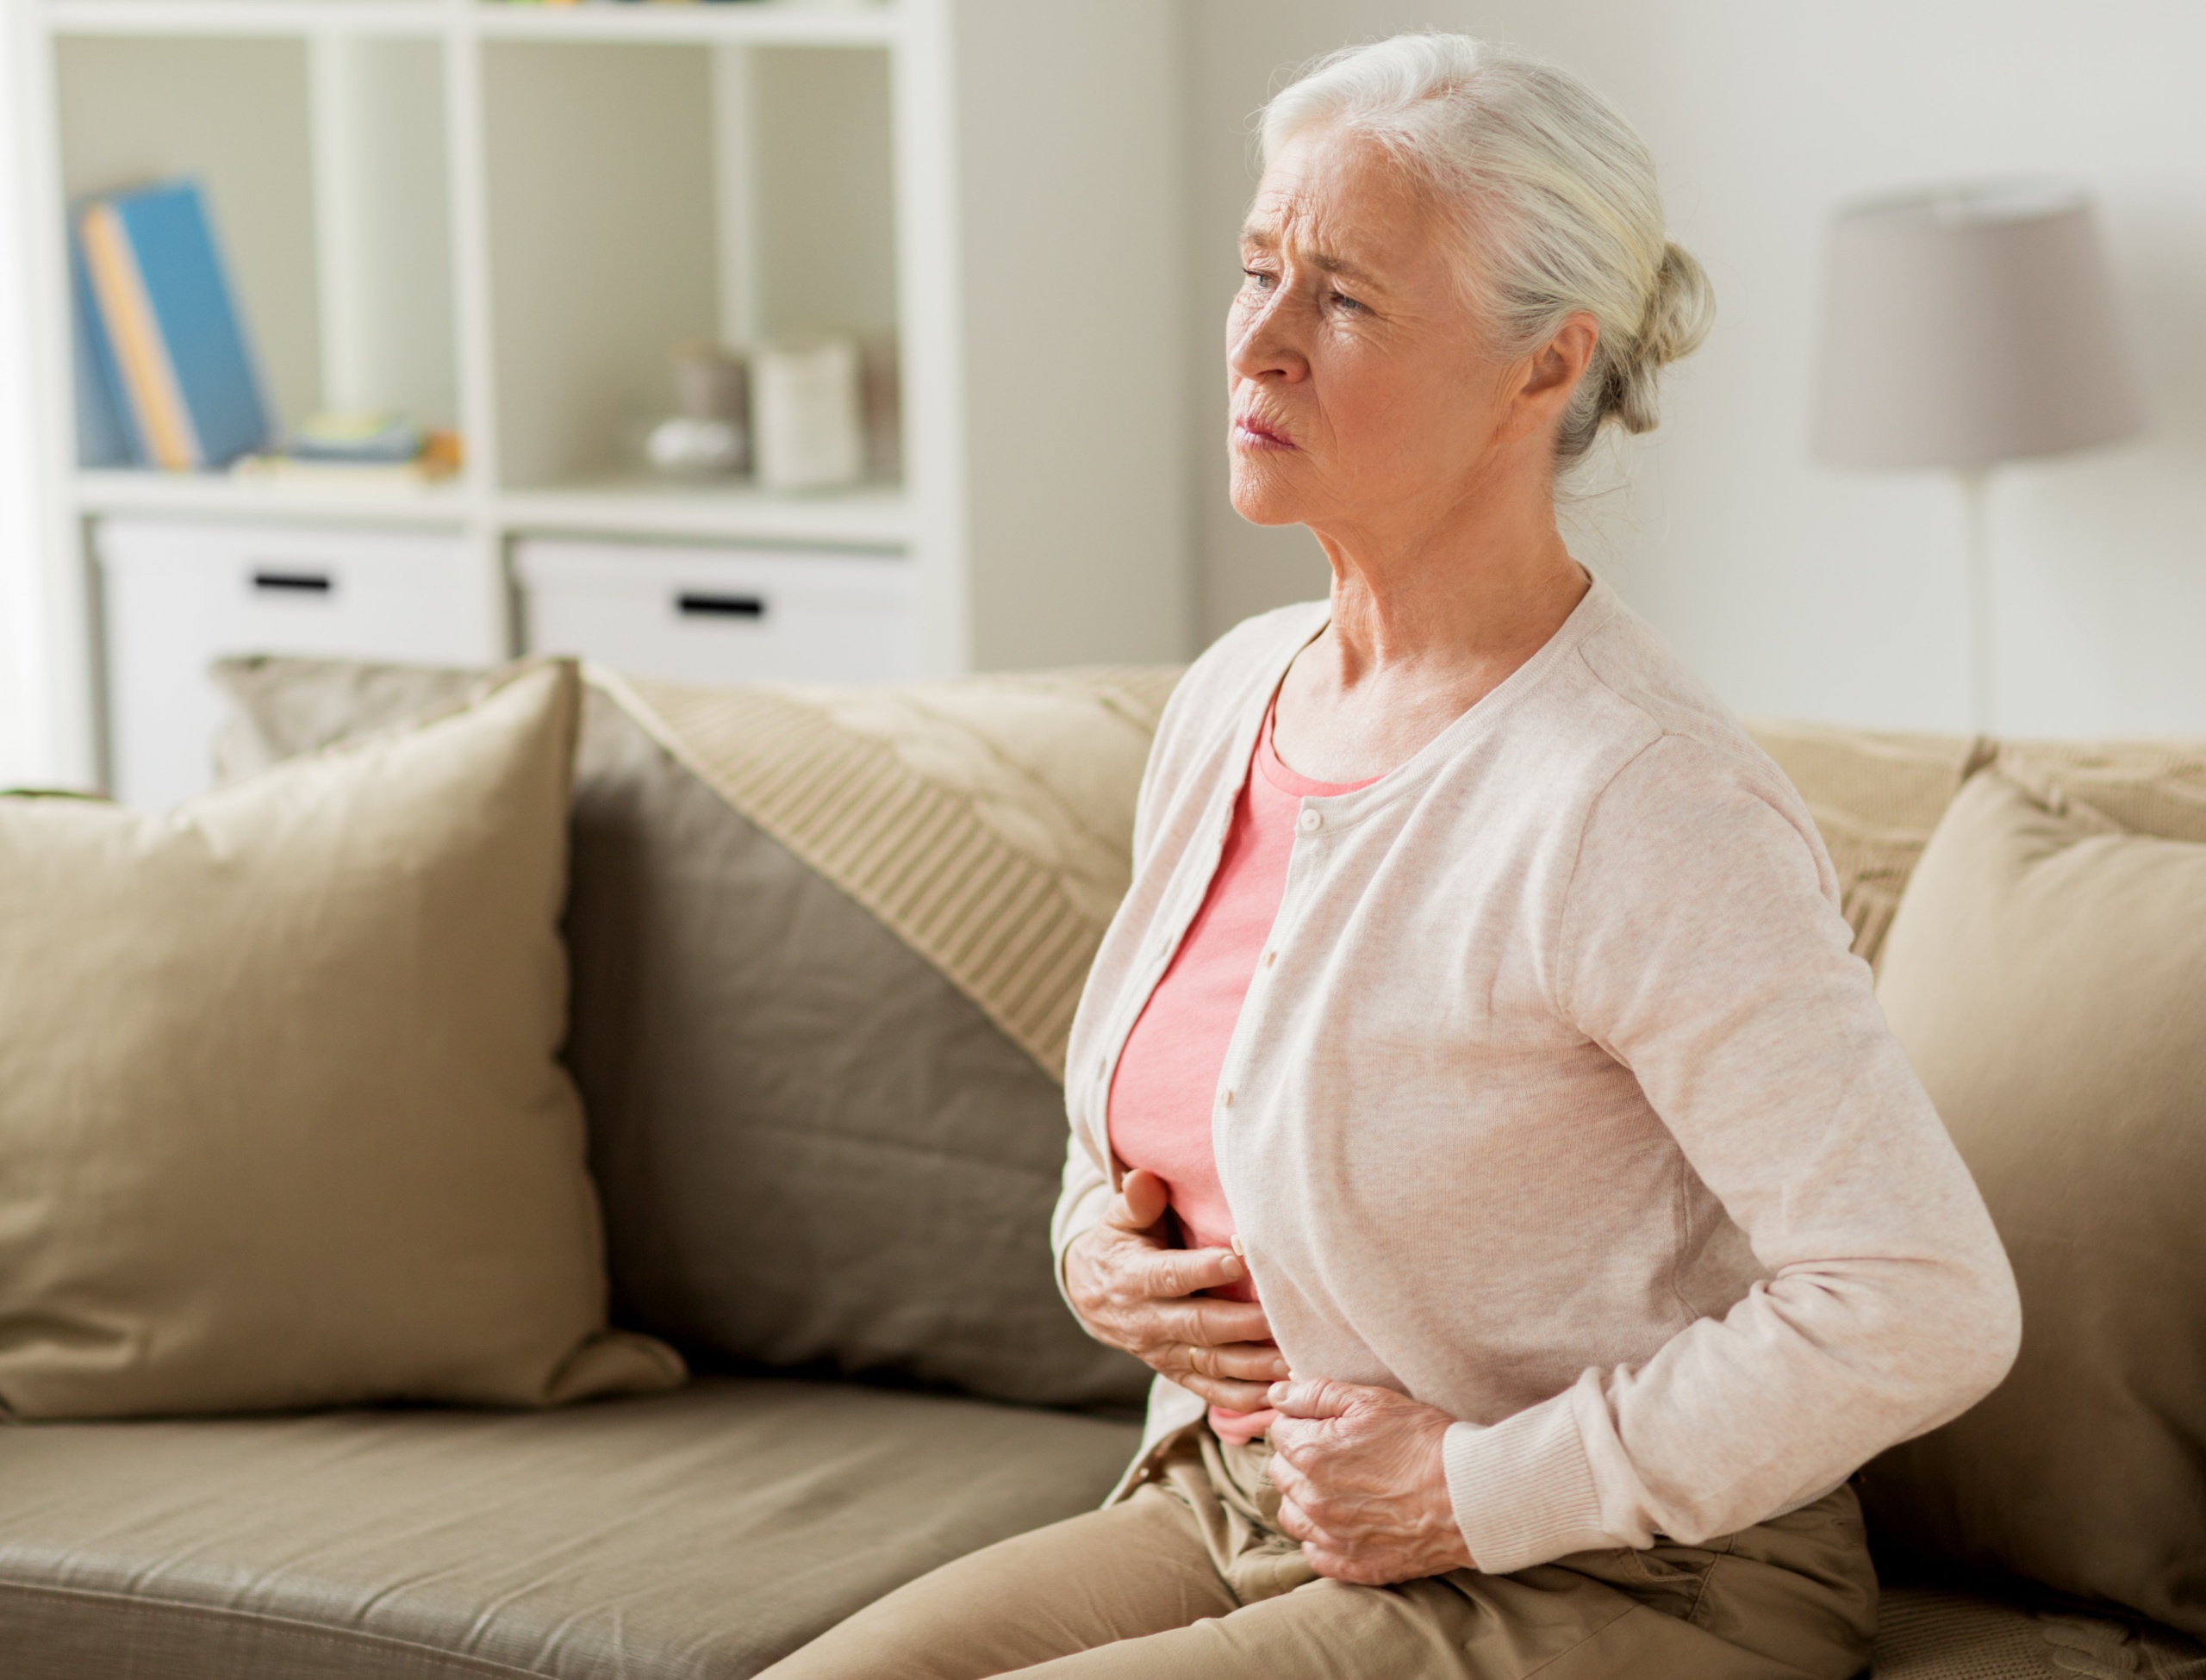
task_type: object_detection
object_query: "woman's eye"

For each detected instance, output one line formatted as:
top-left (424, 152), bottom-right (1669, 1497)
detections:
top-left (1242, 267), bottom-right (1277, 291)
top-left (1330, 289), bottom-right (1366, 314)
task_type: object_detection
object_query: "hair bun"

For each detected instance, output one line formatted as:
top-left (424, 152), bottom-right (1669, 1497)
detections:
top-left (1607, 242), bottom-right (1716, 436)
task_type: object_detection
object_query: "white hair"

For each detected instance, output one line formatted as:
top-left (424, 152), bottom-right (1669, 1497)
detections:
top-left (1262, 34), bottom-right (1714, 467)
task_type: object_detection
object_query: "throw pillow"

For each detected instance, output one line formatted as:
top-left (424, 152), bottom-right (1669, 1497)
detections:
top-left (1861, 768), bottom-right (2206, 1639)
top-left (0, 661), bottom-right (683, 1419)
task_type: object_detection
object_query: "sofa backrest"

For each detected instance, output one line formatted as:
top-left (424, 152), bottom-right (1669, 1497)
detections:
top-left (1747, 721), bottom-right (2206, 968)
top-left (215, 658), bottom-right (2206, 1489)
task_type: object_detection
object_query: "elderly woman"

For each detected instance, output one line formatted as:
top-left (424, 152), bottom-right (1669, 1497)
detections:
top-left (768, 33), bottom-right (2019, 1680)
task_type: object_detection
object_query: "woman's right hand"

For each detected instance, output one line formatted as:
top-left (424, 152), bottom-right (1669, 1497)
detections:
top-left (1063, 1169), bottom-right (1287, 1412)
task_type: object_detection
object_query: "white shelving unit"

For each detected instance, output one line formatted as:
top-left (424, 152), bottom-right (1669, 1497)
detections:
top-left (10, 0), bottom-right (1192, 798)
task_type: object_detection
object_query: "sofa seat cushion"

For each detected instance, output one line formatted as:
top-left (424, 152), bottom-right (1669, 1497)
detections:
top-left (0, 1377), bottom-right (1139, 1680)
top-left (1873, 1584), bottom-right (2206, 1677)
top-left (8, 1381), bottom-right (2197, 1680)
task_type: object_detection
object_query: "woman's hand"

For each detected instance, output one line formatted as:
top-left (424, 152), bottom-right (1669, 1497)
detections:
top-left (1266, 1378), bottom-right (1475, 1584)
top-left (1063, 1169), bottom-right (1287, 1412)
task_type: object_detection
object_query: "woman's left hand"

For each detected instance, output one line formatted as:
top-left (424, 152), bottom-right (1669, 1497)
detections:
top-left (1265, 1378), bottom-right (1475, 1584)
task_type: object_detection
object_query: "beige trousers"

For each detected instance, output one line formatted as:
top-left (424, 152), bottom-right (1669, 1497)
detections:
top-left (761, 1429), bottom-right (1879, 1680)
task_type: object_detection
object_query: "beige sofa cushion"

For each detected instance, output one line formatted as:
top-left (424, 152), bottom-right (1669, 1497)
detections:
top-left (4, 1377), bottom-right (2170, 1680)
top-left (0, 662), bottom-right (681, 1419)
top-left (1861, 768), bottom-right (2206, 1640)
top-left (1995, 735), bottom-right (2206, 842)
top-left (1871, 1584), bottom-right (2204, 1678)
top-left (0, 1377), bottom-right (1140, 1679)
top-left (1744, 721), bottom-right (1986, 966)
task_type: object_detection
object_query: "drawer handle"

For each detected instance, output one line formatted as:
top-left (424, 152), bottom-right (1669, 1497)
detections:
top-left (677, 593), bottom-right (766, 619)
top-left (252, 569), bottom-right (334, 594)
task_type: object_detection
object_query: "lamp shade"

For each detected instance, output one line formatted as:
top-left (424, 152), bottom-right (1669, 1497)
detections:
top-left (1810, 183), bottom-right (2144, 470)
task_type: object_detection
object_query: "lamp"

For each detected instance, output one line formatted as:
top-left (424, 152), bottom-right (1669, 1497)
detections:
top-left (1810, 182), bottom-right (2144, 730)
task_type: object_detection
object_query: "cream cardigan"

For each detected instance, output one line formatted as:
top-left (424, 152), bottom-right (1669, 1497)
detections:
top-left (1052, 579), bottom-right (2020, 1575)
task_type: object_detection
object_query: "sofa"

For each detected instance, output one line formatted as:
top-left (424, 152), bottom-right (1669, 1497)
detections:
top-left (1, 656), bottom-right (2200, 1679)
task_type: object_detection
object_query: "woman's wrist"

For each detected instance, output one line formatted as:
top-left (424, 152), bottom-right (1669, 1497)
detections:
top-left (1419, 1425), bottom-right (1476, 1571)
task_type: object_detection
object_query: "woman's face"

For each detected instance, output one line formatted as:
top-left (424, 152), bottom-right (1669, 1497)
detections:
top-left (1226, 126), bottom-right (1547, 537)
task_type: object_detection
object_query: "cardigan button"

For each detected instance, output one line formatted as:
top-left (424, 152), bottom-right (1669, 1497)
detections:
top-left (1297, 808), bottom-right (1322, 833)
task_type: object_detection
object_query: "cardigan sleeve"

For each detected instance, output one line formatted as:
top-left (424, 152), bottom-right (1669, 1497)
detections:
top-left (1443, 734), bottom-right (2019, 1571)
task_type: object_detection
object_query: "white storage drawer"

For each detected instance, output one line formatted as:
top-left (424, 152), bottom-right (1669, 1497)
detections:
top-left (97, 517), bottom-right (501, 812)
top-left (514, 538), bottom-right (918, 686)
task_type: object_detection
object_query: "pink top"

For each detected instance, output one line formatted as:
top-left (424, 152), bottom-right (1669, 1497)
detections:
top-left (1109, 703), bottom-right (1378, 1442)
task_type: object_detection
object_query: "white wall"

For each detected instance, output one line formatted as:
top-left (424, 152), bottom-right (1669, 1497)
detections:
top-left (1188, 0), bottom-right (2206, 736)
top-left (954, 0), bottom-right (1193, 670)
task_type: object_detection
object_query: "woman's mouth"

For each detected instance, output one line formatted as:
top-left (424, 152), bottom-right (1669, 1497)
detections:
top-left (1231, 414), bottom-right (1297, 451)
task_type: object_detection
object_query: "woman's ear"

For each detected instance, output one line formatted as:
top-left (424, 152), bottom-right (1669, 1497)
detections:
top-left (1501, 313), bottom-right (1599, 444)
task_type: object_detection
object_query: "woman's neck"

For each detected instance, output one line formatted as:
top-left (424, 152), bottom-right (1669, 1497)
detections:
top-left (1274, 478), bottom-right (1591, 783)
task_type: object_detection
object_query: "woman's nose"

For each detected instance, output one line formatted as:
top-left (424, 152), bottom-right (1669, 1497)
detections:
top-left (1228, 289), bottom-right (1309, 384)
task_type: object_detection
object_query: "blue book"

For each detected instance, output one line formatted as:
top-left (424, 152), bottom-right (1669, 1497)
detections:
top-left (69, 236), bottom-right (142, 467)
top-left (77, 177), bottom-right (271, 470)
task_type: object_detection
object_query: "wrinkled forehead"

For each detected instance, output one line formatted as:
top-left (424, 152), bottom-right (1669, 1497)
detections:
top-left (1241, 125), bottom-right (1462, 284)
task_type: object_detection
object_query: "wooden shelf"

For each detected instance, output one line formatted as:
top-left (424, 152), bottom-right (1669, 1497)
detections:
top-left (73, 469), bottom-right (477, 527)
top-left (44, 1), bottom-right (900, 45)
top-left (496, 476), bottom-right (908, 548)
top-left (73, 469), bottom-right (910, 547)
top-left (471, 3), bottom-right (900, 49)
top-left (45, 2), bottom-right (450, 40)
